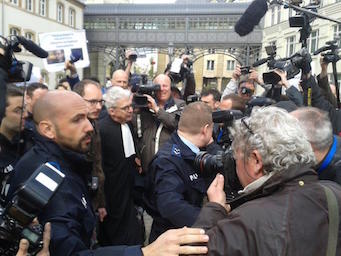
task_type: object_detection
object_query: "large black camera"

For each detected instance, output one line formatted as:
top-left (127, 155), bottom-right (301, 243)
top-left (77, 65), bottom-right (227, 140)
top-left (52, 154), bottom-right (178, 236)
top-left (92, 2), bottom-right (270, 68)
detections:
top-left (314, 39), bottom-right (340, 64)
top-left (186, 94), bottom-right (200, 104)
top-left (133, 83), bottom-right (161, 108)
top-left (240, 66), bottom-right (251, 75)
top-left (261, 48), bottom-right (311, 84)
top-left (194, 149), bottom-right (243, 201)
top-left (0, 163), bottom-right (64, 255)
top-left (0, 35), bottom-right (48, 83)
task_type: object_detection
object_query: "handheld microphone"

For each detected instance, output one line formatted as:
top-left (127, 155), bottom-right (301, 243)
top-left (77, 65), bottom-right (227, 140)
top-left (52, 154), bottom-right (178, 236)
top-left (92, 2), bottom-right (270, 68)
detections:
top-left (16, 36), bottom-right (48, 58)
top-left (234, 0), bottom-right (268, 37)
top-left (69, 49), bottom-right (82, 64)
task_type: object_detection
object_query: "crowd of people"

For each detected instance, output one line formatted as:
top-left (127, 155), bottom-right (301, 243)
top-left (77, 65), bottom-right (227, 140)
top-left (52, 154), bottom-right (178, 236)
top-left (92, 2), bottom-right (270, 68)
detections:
top-left (0, 48), bottom-right (341, 256)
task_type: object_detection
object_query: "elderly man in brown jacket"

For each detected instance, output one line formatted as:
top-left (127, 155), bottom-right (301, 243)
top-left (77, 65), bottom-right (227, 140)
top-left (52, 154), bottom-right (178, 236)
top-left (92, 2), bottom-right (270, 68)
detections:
top-left (133, 74), bottom-right (185, 173)
top-left (194, 107), bottom-right (341, 256)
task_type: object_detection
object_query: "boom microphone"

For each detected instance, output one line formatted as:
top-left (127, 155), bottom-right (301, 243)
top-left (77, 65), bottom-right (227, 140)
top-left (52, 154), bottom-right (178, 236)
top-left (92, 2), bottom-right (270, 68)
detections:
top-left (234, 0), bottom-right (268, 37)
top-left (16, 36), bottom-right (48, 58)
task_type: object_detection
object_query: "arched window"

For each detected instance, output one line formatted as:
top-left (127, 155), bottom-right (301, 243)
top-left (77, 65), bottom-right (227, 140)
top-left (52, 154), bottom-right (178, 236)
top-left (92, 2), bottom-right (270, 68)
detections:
top-left (57, 3), bottom-right (64, 23)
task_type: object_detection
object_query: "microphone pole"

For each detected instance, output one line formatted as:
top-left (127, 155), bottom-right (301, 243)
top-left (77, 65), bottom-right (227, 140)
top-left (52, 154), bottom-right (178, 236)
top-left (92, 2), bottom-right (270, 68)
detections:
top-left (332, 61), bottom-right (340, 108)
top-left (275, 0), bottom-right (341, 25)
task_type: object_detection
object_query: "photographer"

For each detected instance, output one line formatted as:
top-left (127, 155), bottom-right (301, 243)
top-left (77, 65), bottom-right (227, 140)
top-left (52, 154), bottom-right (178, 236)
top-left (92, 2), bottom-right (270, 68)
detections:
top-left (316, 56), bottom-right (338, 108)
top-left (301, 72), bottom-right (341, 135)
top-left (273, 69), bottom-right (303, 107)
top-left (110, 50), bottom-right (135, 90)
top-left (133, 74), bottom-right (185, 173)
top-left (194, 107), bottom-right (341, 255)
top-left (221, 65), bottom-right (261, 101)
top-left (7, 90), bottom-right (209, 256)
top-left (144, 102), bottom-right (212, 243)
top-left (200, 88), bottom-right (221, 111)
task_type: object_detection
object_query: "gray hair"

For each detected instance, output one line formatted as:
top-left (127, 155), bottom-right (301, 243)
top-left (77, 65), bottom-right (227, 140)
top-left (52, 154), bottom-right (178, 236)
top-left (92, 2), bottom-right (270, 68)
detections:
top-left (291, 107), bottom-right (333, 152)
top-left (104, 86), bottom-right (131, 109)
top-left (230, 107), bottom-right (316, 174)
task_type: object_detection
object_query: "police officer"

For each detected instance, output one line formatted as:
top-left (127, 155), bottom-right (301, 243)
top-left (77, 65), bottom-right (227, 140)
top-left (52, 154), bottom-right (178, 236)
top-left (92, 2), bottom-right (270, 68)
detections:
top-left (0, 84), bottom-right (26, 200)
top-left (8, 91), bottom-right (209, 256)
top-left (144, 102), bottom-right (213, 242)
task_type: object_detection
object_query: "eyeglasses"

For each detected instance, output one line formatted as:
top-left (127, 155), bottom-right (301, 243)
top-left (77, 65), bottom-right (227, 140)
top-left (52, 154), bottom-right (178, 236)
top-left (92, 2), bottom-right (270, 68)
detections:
top-left (118, 104), bottom-right (133, 112)
top-left (241, 117), bottom-right (254, 135)
top-left (84, 99), bottom-right (105, 106)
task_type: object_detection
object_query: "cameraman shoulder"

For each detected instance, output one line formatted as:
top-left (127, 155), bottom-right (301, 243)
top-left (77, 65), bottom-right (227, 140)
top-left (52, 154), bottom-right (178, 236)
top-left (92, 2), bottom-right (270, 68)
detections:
top-left (174, 98), bottom-right (186, 108)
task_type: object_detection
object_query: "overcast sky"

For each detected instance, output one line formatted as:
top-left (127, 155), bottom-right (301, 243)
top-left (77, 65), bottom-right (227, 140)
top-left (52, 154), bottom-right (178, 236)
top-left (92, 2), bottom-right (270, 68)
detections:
top-left (132, 0), bottom-right (176, 3)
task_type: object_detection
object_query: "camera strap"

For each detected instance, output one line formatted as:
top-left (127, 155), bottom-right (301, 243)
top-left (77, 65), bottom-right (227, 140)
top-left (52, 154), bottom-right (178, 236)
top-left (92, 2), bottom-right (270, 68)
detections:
top-left (318, 136), bottom-right (337, 175)
top-left (320, 184), bottom-right (339, 256)
top-left (155, 123), bottom-right (163, 154)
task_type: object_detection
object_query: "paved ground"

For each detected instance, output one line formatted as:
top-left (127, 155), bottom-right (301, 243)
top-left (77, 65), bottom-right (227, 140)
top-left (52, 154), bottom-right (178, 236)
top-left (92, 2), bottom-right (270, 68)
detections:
top-left (143, 211), bottom-right (153, 245)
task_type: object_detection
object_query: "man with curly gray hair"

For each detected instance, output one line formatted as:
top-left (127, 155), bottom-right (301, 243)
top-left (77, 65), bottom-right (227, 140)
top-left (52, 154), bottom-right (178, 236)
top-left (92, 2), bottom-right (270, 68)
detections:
top-left (194, 106), bottom-right (341, 256)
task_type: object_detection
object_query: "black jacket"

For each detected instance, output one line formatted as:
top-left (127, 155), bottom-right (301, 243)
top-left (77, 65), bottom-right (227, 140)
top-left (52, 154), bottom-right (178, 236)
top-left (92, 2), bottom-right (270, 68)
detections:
top-left (8, 133), bottom-right (143, 256)
top-left (0, 133), bottom-right (19, 200)
top-left (302, 76), bottom-right (341, 135)
top-left (194, 165), bottom-right (341, 255)
top-left (144, 132), bottom-right (206, 242)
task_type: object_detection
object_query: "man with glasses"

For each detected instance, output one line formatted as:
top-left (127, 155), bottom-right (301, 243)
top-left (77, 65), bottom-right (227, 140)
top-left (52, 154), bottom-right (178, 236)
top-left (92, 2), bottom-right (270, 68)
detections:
top-left (193, 106), bottom-right (341, 255)
top-left (221, 65), bottom-right (260, 101)
top-left (144, 102), bottom-right (213, 242)
top-left (98, 86), bottom-right (144, 246)
top-left (73, 79), bottom-right (107, 225)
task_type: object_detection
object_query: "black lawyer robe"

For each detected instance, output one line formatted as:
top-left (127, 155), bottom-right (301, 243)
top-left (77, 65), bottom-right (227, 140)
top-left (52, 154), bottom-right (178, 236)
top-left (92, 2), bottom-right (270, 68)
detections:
top-left (98, 115), bottom-right (143, 246)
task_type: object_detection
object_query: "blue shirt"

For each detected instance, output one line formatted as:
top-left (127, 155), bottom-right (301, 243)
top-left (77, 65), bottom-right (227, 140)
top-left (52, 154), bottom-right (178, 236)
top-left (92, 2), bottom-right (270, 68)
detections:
top-left (178, 132), bottom-right (200, 155)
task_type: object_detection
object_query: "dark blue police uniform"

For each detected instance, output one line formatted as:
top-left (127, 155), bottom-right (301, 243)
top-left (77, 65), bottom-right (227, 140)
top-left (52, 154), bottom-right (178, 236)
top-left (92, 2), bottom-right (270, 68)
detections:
top-left (144, 132), bottom-right (206, 242)
top-left (8, 133), bottom-right (143, 256)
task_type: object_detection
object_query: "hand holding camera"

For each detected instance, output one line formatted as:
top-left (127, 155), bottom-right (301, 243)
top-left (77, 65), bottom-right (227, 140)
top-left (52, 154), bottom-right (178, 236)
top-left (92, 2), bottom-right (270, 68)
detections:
top-left (126, 50), bottom-right (138, 63)
top-left (16, 223), bottom-right (51, 256)
top-left (232, 65), bottom-right (242, 81)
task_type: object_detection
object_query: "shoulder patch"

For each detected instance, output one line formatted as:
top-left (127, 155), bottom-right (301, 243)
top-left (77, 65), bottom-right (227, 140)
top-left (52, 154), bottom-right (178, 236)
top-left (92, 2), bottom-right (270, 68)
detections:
top-left (171, 144), bottom-right (181, 157)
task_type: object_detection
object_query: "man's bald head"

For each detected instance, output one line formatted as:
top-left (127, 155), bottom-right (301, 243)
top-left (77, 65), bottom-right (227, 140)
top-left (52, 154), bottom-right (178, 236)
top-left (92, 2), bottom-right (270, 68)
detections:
top-left (33, 91), bottom-right (86, 124)
top-left (153, 74), bottom-right (171, 85)
top-left (33, 90), bottom-right (93, 153)
top-left (153, 74), bottom-right (172, 105)
top-left (111, 69), bottom-right (129, 89)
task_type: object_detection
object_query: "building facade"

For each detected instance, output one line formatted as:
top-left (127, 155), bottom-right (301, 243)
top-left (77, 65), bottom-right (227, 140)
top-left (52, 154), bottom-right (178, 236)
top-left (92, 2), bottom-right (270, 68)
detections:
top-left (261, 0), bottom-right (341, 85)
top-left (0, 0), bottom-right (85, 89)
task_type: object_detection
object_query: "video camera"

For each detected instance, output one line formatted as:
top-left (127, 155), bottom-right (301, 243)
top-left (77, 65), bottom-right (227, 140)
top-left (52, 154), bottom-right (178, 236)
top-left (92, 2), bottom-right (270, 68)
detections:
top-left (255, 45), bottom-right (311, 84)
top-left (133, 82), bottom-right (161, 108)
top-left (0, 163), bottom-right (64, 255)
top-left (0, 35), bottom-right (48, 83)
top-left (314, 39), bottom-right (340, 64)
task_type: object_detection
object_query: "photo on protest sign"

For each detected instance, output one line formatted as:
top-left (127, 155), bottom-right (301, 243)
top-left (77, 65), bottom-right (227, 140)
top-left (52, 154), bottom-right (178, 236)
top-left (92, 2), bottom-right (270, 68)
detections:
top-left (39, 30), bottom-right (90, 72)
top-left (47, 49), bottom-right (66, 64)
